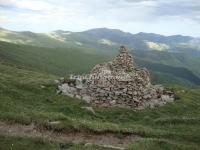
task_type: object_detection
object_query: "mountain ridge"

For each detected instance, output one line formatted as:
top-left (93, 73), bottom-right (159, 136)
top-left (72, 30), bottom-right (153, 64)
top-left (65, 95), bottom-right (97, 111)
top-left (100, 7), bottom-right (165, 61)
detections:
top-left (0, 27), bottom-right (199, 52)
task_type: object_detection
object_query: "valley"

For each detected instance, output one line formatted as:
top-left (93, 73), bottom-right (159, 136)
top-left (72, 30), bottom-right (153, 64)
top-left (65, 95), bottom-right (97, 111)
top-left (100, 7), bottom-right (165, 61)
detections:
top-left (0, 27), bottom-right (200, 150)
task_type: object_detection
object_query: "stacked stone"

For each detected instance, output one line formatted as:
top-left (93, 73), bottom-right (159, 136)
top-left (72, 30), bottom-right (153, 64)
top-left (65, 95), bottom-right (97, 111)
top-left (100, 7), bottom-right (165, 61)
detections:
top-left (87, 46), bottom-right (137, 106)
top-left (111, 46), bottom-right (135, 72)
top-left (57, 46), bottom-right (175, 109)
top-left (86, 46), bottom-right (174, 108)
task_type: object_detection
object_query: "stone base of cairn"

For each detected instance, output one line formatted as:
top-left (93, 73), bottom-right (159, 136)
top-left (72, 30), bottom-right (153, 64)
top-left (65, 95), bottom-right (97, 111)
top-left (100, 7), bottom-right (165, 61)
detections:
top-left (56, 46), bottom-right (175, 109)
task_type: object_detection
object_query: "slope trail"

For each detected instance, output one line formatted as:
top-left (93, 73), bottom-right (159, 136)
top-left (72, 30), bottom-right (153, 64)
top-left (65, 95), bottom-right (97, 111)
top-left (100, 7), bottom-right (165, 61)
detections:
top-left (0, 121), bottom-right (140, 149)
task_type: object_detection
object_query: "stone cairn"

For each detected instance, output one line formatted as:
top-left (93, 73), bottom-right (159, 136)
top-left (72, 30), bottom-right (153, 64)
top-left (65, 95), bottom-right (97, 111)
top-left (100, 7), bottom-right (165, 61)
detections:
top-left (56, 46), bottom-right (174, 109)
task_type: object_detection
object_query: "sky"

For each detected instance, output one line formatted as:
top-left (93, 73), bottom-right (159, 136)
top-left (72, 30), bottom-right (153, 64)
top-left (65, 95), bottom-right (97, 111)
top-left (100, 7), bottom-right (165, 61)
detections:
top-left (0, 0), bottom-right (200, 36)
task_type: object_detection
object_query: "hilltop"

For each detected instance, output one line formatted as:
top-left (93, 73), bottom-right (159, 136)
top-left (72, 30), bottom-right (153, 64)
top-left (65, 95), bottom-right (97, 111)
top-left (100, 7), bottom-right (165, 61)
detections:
top-left (0, 27), bottom-right (200, 149)
top-left (1, 27), bottom-right (200, 52)
top-left (0, 43), bottom-right (200, 149)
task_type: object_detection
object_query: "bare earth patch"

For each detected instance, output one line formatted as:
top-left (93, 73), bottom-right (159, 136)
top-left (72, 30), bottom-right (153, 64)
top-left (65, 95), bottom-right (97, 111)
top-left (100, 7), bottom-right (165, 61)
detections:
top-left (0, 122), bottom-right (139, 149)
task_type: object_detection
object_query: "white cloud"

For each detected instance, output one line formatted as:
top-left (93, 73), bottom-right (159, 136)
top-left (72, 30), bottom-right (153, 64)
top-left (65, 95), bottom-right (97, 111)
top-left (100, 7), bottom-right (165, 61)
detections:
top-left (0, 0), bottom-right (53, 11)
top-left (0, 16), bottom-right (13, 23)
top-left (0, 0), bottom-right (199, 36)
top-left (15, 0), bottom-right (53, 11)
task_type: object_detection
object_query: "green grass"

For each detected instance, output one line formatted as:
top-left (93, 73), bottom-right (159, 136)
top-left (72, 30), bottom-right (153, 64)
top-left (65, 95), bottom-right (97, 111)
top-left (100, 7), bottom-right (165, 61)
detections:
top-left (128, 138), bottom-right (199, 150)
top-left (0, 61), bottom-right (200, 149)
top-left (1, 41), bottom-right (200, 86)
top-left (0, 41), bottom-right (113, 75)
top-left (0, 41), bottom-right (200, 149)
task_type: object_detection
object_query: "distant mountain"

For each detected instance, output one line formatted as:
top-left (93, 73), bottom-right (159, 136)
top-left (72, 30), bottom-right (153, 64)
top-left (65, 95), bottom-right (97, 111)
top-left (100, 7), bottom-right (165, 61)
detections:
top-left (0, 27), bottom-right (117, 51)
top-left (134, 32), bottom-right (193, 44)
top-left (1, 27), bottom-right (199, 52)
top-left (82, 28), bottom-right (199, 52)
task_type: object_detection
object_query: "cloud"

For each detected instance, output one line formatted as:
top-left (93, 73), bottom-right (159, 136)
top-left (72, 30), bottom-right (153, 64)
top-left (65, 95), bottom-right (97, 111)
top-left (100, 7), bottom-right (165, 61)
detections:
top-left (152, 0), bottom-right (200, 22)
top-left (1, 0), bottom-right (199, 22)
top-left (15, 0), bottom-right (53, 11)
top-left (112, 0), bottom-right (200, 22)
top-left (0, 0), bottom-right (53, 11)
top-left (0, 15), bottom-right (13, 23)
top-left (0, 0), bottom-right (199, 36)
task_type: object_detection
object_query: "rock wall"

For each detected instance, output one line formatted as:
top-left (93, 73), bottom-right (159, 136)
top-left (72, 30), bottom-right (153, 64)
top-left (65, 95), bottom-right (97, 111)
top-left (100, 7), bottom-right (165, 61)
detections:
top-left (57, 46), bottom-right (174, 109)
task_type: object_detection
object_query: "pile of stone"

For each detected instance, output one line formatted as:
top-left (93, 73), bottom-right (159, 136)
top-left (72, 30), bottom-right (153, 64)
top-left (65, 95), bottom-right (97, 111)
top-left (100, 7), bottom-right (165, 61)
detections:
top-left (56, 46), bottom-right (175, 109)
top-left (56, 77), bottom-right (91, 103)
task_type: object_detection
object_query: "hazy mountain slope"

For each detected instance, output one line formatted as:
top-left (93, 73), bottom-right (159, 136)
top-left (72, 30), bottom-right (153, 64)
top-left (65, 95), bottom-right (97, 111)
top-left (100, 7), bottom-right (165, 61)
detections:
top-left (82, 28), bottom-right (199, 51)
top-left (135, 58), bottom-right (200, 85)
top-left (0, 41), bottom-right (113, 75)
top-left (1, 27), bottom-right (200, 52)
top-left (150, 71), bottom-right (196, 86)
top-left (134, 32), bottom-right (193, 44)
top-left (82, 28), bottom-right (148, 50)
top-left (132, 50), bottom-right (200, 78)
top-left (0, 41), bottom-right (199, 86)
top-left (0, 28), bottom-right (69, 47)
top-left (0, 28), bottom-right (118, 51)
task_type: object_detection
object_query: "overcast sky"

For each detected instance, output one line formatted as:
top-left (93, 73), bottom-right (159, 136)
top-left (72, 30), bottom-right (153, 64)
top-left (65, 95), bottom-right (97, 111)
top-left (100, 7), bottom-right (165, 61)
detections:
top-left (0, 0), bottom-right (200, 36)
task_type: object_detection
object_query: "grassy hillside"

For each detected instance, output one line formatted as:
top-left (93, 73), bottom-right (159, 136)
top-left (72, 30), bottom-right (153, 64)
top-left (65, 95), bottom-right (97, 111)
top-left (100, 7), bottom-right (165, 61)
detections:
top-left (0, 41), bottom-right (199, 87)
top-left (150, 71), bottom-right (196, 87)
top-left (0, 57), bottom-right (200, 149)
top-left (0, 28), bottom-right (117, 51)
top-left (0, 39), bottom-right (200, 149)
top-left (133, 50), bottom-right (200, 77)
top-left (0, 41), bottom-right (113, 75)
top-left (136, 59), bottom-right (200, 86)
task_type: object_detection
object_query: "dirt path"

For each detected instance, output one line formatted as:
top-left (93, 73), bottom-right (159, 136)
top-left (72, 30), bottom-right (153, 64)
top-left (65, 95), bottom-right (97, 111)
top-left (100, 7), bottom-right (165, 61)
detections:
top-left (0, 122), bottom-right (139, 149)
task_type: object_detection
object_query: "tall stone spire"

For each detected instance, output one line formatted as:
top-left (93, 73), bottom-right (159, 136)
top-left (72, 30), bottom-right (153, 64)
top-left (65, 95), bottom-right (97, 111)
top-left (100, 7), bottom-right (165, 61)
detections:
top-left (112, 46), bottom-right (135, 72)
